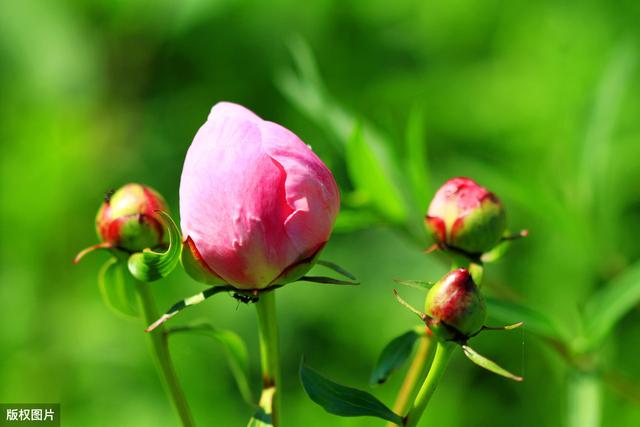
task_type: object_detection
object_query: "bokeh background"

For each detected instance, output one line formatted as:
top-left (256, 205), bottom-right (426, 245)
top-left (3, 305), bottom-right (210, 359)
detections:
top-left (1, 0), bottom-right (640, 426)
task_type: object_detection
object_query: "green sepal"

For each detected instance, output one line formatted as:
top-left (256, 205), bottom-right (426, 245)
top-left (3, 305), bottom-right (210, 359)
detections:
top-left (298, 276), bottom-right (359, 286)
top-left (167, 322), bottom-right (254, 405)
top-left (480, 239), bottom-right (511, 263)
top-left (300, 361), bottom-right (403, 425)
top-left (461, 344), bottom-right (523, 382)
top-left (98, 257), bottom-right (139, 318)
top-left (393, 279), bottom-right (435, 290)
top-left (128, 211), bottom-right (181, 282)
top-left (317, 260), bottom-right (358, 280)
top-left (370, 329), bottom-right (421, 385)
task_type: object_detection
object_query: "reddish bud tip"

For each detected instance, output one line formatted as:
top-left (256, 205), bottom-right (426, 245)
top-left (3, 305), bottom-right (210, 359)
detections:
top-left (425, 177), bottom-right (506, 254)
top-left (425, 268), bottom-right (486, 338)
top-left (95, 183), bottom-right (168, 253)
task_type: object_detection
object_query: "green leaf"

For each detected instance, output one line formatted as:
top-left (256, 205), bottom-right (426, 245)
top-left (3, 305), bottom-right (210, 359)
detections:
top-left (583, 260), bottom-right (640, 348)
top-left (334, 209), bottom-right (381, 233)
top-left (98, 257), bottom-right (139, 318)
top-left (300, 362), bottom-right (403, 425)
top-left (146, 285), bottom-right (234, 332)
top-left (167, 322), bottom-right (254, 405)
top-left (346, 123), bottom-right (407, 223)
top-left (461, 345), bottom-right (523, 382)
top-left (485, 296), bottom-right (568, 341)
top-left (405, 105), bottom-right (430, 213)
top-left (298, 276), bottom-right (360, 286)
top-left (128, 211), bottom-right (182, 282)
top-left (369, 330), bottom-right (420, 385)
top-left (316, 260), bottom-right (357, 280)
top-left (393, 279), bottom-right (435, 290)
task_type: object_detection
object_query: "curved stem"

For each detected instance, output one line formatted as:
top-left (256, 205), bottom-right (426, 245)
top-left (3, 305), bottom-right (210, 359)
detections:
top-left (135, 280), bottom-right (195, 427)
top-left (386, 334), bottom-right (434, 427)
top-left (403, 341), bottom-right (455, 427)
top-left (255, 290), bottom-right (282, 426)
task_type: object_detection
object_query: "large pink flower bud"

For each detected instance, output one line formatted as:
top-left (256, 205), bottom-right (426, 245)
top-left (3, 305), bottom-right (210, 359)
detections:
top-left (179, 102), bottom-right (340, 289)
top-left (425, 177), bottom-right (506, 254)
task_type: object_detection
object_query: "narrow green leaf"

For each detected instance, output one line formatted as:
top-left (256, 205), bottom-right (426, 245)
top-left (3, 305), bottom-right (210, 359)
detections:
top-left (98, 257), bottom-right (139, 318)
top-left (583, 260), bottom-right (640, 348)
top-left (334, 209), bottom-right (381, 233)
top-left (128, 211), bottom-right (182, 282)
top-left (298, 276), bottom-right (360, 286)
top-left (486, 296), bottom-right (567, 341)
top-left (369, 330), bottom-right (420, 385)
top-left (146, 285), bottom-right (234, 332)
top-left (405, 105), bottom-right (430, 212)
top-left (461, 345), bottom-right (523, 382)
top-left (300, 362), bottom-right (403, 425)
top-left (317, 260), bottom-right (357, 280)
top-left (168, 322), bottom-right (254, 405)
top-left (346, 123), bottom-right (406, 223)
top-left (393, 279), bottom-right (435, 290)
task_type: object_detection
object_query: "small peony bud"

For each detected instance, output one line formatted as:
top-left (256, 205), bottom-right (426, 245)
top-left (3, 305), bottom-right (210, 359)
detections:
top-left (425, 177), bottom-right (506, 254)
top-left (179, 102), bottom-right (340, 289)
top-left (96, 183), bottom-right (168, 252)
top-left (425, 268), bottom-right (486, 338)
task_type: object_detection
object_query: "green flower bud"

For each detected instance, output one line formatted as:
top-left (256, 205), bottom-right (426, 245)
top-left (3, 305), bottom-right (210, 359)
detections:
top-left (425, 268), bottom-right (486, 339)
top-left (96, 183), bottom-right (168, 252)
top-left (426, 177), bottom-right (506, 254)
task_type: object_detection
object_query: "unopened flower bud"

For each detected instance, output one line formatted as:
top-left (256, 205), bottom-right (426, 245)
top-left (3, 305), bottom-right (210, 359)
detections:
top-left (426, 177), bottom-right (506, 254)
top-left (425, 268), bottom-right (486, 338)
top-left (96, 183), bottom-right (168, 252)
top-left (179, 102), bottom-right (340, 289)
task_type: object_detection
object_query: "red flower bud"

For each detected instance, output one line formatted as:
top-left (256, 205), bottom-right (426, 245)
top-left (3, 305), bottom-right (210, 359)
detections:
top-left (425, 268), bottom-right (486, 338)
top-left (425, 177), bottom-right (506, 254)
top-left (95, 183), bottom-right (168, 252)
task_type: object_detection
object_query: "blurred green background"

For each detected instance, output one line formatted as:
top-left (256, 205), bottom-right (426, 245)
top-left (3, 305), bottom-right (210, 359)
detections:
top-left (1, 0), bottom-right (639, 426)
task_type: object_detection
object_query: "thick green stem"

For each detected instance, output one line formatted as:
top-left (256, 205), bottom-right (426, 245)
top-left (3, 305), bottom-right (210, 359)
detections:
top-left (386, 334), bottom-right (434, 427)
top-left (403, 341), bottom-right (455, 427)
top-left (135, 280), bottom-right (195, 427)
top-left (568, 370), bottom-right (601, 427)
top-left (255, 290), bottom-right (282, 426)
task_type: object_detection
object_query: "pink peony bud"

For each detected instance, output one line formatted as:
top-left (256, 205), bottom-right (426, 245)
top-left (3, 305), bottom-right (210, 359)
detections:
top-left (425, 268), bottom-right (486, 338)
top-left (425, 177), bottom-right (505, 254)
top-left (96, 183), bottom-right (168, 252)
top-left (179, 102), bottom-right (340, 289)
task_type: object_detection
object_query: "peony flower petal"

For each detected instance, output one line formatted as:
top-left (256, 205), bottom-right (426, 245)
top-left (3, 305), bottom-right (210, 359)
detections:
top-left (180, 102), bottom-right (340, 289)
top-left (180, 108), bottom-right (295, 287)
top-left (259, 120), bottom-right (340, 258)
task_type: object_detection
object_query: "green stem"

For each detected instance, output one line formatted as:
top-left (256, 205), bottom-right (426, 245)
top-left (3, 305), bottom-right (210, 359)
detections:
top-left (403, 341), bottom-right (455, 427)
top-left (135, 280), bottom-right (195, 427)
top-left (568, 369), bottom-right (601, 427)
top-left (386, 334), bottom-right (434, 427)
top-left (255, 290), bottom-right (282, 426)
